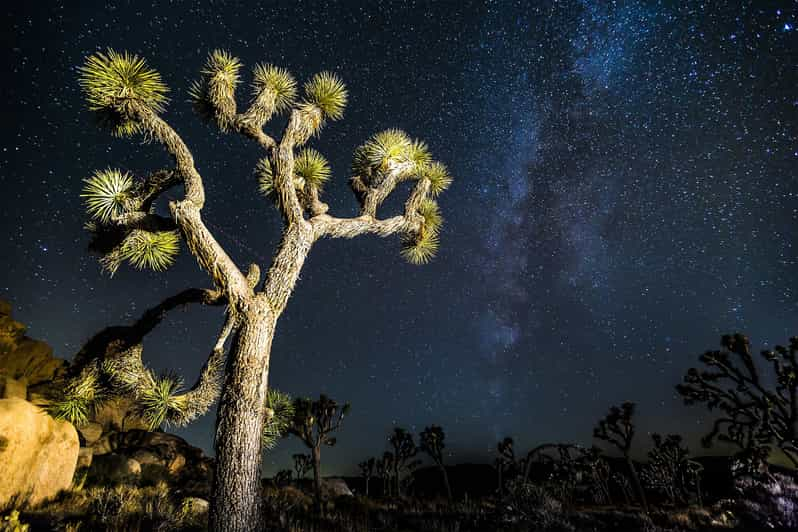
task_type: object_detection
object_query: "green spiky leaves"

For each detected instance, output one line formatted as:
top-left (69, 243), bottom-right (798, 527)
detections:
top-left (303, 72), bottom-right (347, 121)
top-left (401, 231), bottom-right (440, 265)
top-left (119, 229), bottom-right (181, 272)
top-left (257, 149), bottom-right (331, 201)
top-left (401, 198), bottom-right (442, 265)
top-left (79, 49), bottom-right (169, 111)
top-left (252, 64), bottom-right (297, 112)
top-left (263, 389), bottom-right (295, 450)
top-left (139, 374), bottom-right (187, 430)
top-left (201, 49), bottom-right (242, 89)
top-left (49, 370), bottom-right (104, 427)
top-left (423, 161), bottom-right (453, 196)
top-left (417, 198), bottom-right (443, 236)
top-left (81, 169), bottom-right (134, 223)
top-left (294, 148), bottom-right (331, 191)
top-left (364, 129), bottom-right (412, 169)
top-left (354, 130), bottom-right (437, 182)
top-left (79, 49), bottom-right (169, 136)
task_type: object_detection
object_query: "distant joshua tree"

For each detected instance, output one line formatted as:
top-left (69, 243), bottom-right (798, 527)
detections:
top-left (71, 48), bottom-right (451, 531)
top-left (419, 425), bottom-right (453, 500)
top-left (288, 395), bottom-right (350, 511)
top-left (640, 434), bottom-right (703, 506)
top-left (358, 457), bottom-right (376, 497)
top-left (388, 427), bottom-right (420, 496)
top-left (273, 469), bottom-right (293, 488)
top-left (677, 333), bottom-right (798, 469)
top-left (377, 452), bottom-right (395, 496)
top-left (293, 453), bottom-right (313, 482)
top-left (495, 436), bottom-right (516, 493)
top-left (593, 402), bottom-right (649, 512)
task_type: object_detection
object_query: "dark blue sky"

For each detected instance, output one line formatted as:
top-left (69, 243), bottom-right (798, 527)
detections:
top-left (2, 1), bottom-right (796, 476)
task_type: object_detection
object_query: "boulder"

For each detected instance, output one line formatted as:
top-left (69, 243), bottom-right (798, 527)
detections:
top-left (77, 422), bottom-right (103, 446)
top-left (77, 447), bottom-right (93, 470)
top-left (0, 303), bottom-right (66, 394)
top-left (0, 398), bottom-right (79, 507)
top-left (86, 429), bottom-right (214, 494)
top-left (322, 478), bottom-right (353, 498)
top-left (0, 375), bottom-right (27, 399)
top-left (88, 453), bottom-right (142, 484)
top-left (181, 496), bottom-right (209, 515)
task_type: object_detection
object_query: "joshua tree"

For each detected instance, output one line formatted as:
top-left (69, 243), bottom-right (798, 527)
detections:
top-left (358, 457), bottom-right (376, 497)
top-left (593, 402), bottom-right (648, 512)
top-left (419, 425), bottom-right (453, 500)
top-left (677, 333), bottom-right (798, 469)
top-left (377, 452), bottom-right (394, 496)
top-left (288, 395), bottom-right (350, 511)
top-left (273, 469), bottom-right (293, 488)
top-left (388, 427), bottom-right (420, 496)
top-left (293, 453), bottom-right (313, 482)
top-left (640, 434), bottom-right (703, 506)
top-left (495, 436), bottom-right (517, 493)
top-left (74, 48), bottom-right (451, 531)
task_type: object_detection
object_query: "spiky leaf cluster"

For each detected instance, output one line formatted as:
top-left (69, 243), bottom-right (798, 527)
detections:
top-left (252, 64), bottom-right (297, 112)
top-left (79, 49), bottom-right (169, 136)
top-left (138, 373), bottom-right (186, 430)
top-left (49, 370), bottom-right (104, 426)
top-left (263, 389), bottom-right (295, 450)
top-left (422, 161), bottom-right (453, 196)
top-left (303, 72), bottom-right (347, 121)
top-left (353, 130), bottom-right (447, 192)
top-left (257, 149), bottom-right (330, 202)
top-left (294, 148), bottom-right (331, 192)
top-left (119, 230), bottom-right (181, 271)
top-left (400, 197), bottom-right (443, 265)
top-left (201, 49), bottom-right (242, 89)
top-left (81, 168), bottom-right (134, 223)
top-left (363, 129), bottom-right (413, 170)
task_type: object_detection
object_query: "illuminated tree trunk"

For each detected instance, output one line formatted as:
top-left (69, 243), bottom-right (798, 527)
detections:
top-left (209, 296), bottom-right (275, 532)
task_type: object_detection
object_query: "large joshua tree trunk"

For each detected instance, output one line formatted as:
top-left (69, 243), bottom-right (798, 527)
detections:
top-left (210, 296), bottom-right (275, 531)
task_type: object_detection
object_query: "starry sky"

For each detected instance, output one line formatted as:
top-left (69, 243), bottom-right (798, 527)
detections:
top-left (1, 1), bottom-right (797, 476)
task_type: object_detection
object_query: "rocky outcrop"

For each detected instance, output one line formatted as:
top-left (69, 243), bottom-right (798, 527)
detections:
top-left (0, 398), bottom-right (79, 507)
top-left (85, 429), bottom-right (214, 495)
top-left (0, 301), bottom-right (66, 400)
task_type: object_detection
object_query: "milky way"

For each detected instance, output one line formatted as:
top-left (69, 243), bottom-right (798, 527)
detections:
top-left (1, 1), bottom-right (796, 473)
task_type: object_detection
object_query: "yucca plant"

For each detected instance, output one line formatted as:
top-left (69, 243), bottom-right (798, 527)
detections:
top-left (74, 48), bottom-right (452, 532)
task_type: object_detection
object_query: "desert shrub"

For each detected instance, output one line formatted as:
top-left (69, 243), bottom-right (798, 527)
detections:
top-left (717, 470), bottom-right (798, 530)
top-left (0, 511), bottom-right (29, 532)
top-left (502, 481), bottom-right (573, 531)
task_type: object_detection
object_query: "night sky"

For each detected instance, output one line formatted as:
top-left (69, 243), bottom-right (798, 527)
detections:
top-left (2, 1), bottom-right (797, 476)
